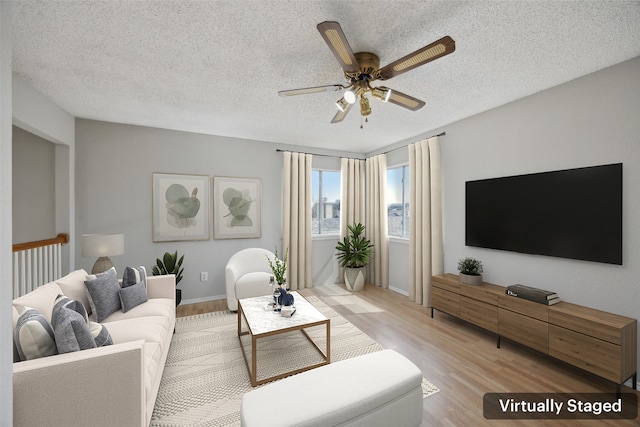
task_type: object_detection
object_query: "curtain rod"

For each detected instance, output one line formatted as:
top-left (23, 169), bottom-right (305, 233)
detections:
top-left (275, 131), bottom-right (446, 159)
top-left (275, 149), bottom-right (363, 160)
top-left (378, 131), bottom-right (446, 156)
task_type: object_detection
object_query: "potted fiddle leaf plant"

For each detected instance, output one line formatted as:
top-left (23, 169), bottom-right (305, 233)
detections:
top-left (152, 250), bottom-right (184, 305)
top-left (457, 257), bottom-right (483, 286)
top-left (335, 223), bottom-right (374, 291)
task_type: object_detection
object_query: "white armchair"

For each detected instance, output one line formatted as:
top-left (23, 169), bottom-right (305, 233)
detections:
top-left (225, 248), bottom-right (276, 311)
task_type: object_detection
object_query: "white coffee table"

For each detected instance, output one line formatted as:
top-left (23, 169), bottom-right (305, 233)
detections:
top-left (237, 291), bottom-right (331, 386)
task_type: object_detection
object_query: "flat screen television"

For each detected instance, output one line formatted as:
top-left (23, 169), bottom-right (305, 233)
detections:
top-left (465, 163), bottom-right (622, 265)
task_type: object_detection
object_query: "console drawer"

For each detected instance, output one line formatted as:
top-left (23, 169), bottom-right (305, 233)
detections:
top-left (549, 325), bottom-right (621, 383)
top-left (499, 308), bottom-right (548, 353)
top-left (432, 286), bottom-right (460, 317)
top-left (498, 295), bottom-right (549, 322)
top-left (461, 296), bottom-right (498, 333)
top-left (432, 274), bottom-right (461, 293)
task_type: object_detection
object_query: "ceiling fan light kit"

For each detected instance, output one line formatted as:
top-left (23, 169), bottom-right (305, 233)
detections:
top-left (279, 21), bottom-right (455, 126)
top-left (336, 97), bottom-right (350, 112)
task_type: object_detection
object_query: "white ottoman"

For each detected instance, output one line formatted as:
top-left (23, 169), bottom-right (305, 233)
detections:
top-left (240, 349), bottom-right (423, 427)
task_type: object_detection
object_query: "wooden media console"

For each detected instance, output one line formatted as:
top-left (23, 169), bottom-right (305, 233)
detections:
top-left (431, 273), bottom-right (637, 391)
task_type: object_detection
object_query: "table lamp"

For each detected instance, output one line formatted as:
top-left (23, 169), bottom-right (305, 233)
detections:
top-left (81, 233), bottom-right (124, 274)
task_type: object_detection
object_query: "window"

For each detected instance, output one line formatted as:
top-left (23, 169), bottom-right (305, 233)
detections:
top-left (312, 170), bottom-right (340, 235)
top-left (387, 165), bottom-right (409, 238)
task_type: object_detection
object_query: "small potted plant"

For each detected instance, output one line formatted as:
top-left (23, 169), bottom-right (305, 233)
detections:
top-left (266, 247), bottom-right (288, 286)
top-left (335, 223), bottom-right (374, 291)
top-left (152, 250), bottom-right (184, 305)
top-left (458, 257), bottom-right (483, 286)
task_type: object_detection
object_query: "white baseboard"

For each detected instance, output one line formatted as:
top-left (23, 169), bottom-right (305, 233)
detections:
top-left (388, 285), bottom-right (409, 296)
top-left (180, 294), bottom-right (226, 306)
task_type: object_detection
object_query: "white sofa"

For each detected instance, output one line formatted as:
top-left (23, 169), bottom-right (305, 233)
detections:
top-left (241, 349), bottom-right (424, 427)
top-left (225, 247), bottom-right (276, 311)
top-left (12, 268), bottom-right (176, 427)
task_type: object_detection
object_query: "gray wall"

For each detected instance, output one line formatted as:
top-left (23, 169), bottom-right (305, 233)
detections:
top-left (12, 126), bottom-right (56, 243)
top-left (382, 57), bottom-right (640, 375)
top-left (75, 119), bottom-right (356, 303)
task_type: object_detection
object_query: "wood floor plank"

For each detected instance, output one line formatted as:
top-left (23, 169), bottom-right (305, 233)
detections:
top-left (177, 284), bottom-right (640, 426)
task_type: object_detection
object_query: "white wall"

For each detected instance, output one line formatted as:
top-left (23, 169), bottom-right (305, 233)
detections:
top-left (0, 3), bottom-right (12, 424)
top-left (74, 119), bottom-right (359, 303)
top-left (382, 56), bottom-right (640, 374)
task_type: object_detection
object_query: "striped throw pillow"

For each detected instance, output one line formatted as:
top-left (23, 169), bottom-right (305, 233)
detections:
top-left (14, 305), bottom-right (58, 361)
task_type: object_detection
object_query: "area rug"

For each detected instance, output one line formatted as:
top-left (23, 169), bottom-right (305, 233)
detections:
top-left (151, 295), bottom-right (439, 426)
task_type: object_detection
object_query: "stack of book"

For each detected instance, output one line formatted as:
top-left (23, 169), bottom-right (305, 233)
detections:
top-left (506, 284), bottom-right (560, 305)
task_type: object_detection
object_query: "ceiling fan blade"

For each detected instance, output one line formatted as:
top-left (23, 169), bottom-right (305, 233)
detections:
top-left (331, 102), bottom-right (353, 123)
top-left (278, 84), bottom-right (345, 97)
top-left (317, 21), bottom-right (360, 74)
top-left (386, 89), bottom-right (426, 111)
top-left (378, 36), bottom-right (455, 80)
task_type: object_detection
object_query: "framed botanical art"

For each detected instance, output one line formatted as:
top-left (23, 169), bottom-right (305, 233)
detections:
top-left (152, 173), bottom-right (210, 241)
top-left (213, 176), bottom-right (262, 239)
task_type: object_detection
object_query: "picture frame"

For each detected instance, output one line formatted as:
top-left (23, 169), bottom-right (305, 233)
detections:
top-left (152, 173), bottom-right (210, 242)
top-left (213, 176), bottom-right (262, 239)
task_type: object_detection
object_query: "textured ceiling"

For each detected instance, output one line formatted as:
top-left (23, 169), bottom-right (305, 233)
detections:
top-left (11, 1), bottom-right (640, 154)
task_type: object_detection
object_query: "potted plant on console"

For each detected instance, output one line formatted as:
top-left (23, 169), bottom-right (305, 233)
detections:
top-left (335, 223), bottom-right (374, 292)
top-left (152, 250), bottom-right (184, 305)
top-left (458, 257), bottom-right (483, 286)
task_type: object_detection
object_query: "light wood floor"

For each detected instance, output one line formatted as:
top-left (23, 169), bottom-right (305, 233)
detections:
top-left (177, 284), bottom-right (639, 426)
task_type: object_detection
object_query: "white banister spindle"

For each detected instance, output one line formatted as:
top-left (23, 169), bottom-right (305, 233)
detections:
top-left (12, 235), bottom-right (68, 298)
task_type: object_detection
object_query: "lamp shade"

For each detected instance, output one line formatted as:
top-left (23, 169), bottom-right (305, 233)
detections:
top-left (81, 234), bottom-right (124, 258)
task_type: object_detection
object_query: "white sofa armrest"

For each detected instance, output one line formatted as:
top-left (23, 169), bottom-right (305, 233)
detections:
top-left (147, 273), bottom-right (176, 302)
top-left (13, 340), bottom-right (146, 427)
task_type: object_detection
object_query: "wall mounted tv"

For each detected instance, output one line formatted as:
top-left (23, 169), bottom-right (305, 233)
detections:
top-left (465, 163), bottom-right (622, 265)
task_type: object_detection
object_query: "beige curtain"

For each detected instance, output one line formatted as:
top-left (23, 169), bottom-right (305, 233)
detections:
top-left (408, 137), bottom-right (444, 306)
top-left (340, 158), bottom-right (365, 235)
top-left (338, 158), bottom-right (365, 284)
top-left (282, 151), bottom-right (313, 290)
top-left (365, 154), bottom-right (389, 288)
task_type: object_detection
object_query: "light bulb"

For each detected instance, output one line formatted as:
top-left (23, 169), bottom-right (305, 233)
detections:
top-left (344, 90), bottom-right (356, 104)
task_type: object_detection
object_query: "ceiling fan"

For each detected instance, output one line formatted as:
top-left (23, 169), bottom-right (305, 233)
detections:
top-left (278, 21), bottom-right (455, 126)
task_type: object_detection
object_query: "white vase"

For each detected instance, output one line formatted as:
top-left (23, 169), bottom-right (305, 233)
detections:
top-left (345, 267), bottom-right (365, 291)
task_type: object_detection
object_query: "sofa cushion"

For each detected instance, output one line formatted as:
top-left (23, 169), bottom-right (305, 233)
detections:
top-left (51, 294), bottom-right (96, 354)
top-left (103, 316), bottom-right (173, 346)
top-left (122, 266), bottom-right (147, 289)
top-left (100, 298), bottom-right (175, 323)
top-left (55, 268), bottom-right (91, 314)
top-left (119, 281), bottom-right (148, 312)
top-left (84, 267), bottom-right (122, 322)
top-left (13, 282), bottom-right (64, 323)
top-left (14, 305), bottom-right (58, 361)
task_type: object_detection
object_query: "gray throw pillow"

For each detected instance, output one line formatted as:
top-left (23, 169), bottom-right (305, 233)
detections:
top-left (119, 281), bottom-right (148, 312)
top-left (89, 321), bottom-right (113, 347)
top-left (122, 266), bottom-right (147, 289)
top-left (51, 294), bottom-right (96, 354)
top-left (14, 305), bottom-right (58, 361)
top-left (84, 267), bottom-right (122, 322)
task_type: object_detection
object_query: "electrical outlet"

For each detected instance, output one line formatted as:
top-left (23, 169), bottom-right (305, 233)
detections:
top-left (200, 272), bottom-right (208, 281)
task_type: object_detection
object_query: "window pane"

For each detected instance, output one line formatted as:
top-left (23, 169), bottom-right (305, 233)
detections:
top-left (387, 167), bottom-right (404, 237)
top-left (402, 165), bottom-right (410, 238)
top-left (312, 170), bottom-right (341, 234)
top-left (311, 170), bottom-right (320, 234)
top-left (387, 165), bottom-right (410, 238)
